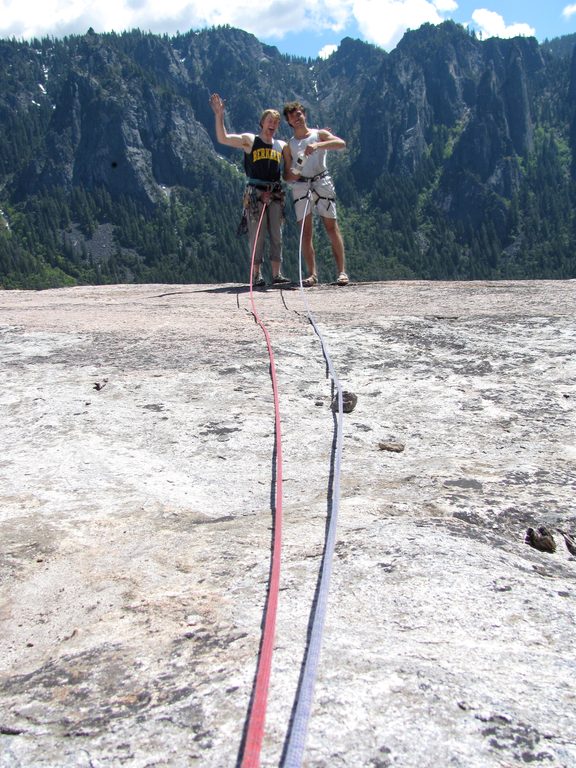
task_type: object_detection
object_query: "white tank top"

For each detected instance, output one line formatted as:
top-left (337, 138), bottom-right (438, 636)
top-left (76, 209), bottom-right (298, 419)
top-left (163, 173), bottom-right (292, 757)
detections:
top-left (289, 130), bottom-right (327, 178)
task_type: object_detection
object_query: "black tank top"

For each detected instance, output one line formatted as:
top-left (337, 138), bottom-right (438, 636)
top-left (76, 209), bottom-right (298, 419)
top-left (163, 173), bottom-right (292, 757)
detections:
top-left (244, 136), bottom-right (282, 182)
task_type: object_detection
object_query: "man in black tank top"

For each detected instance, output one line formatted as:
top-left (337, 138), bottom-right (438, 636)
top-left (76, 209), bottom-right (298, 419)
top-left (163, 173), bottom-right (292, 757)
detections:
top-left (210, 93), bottom-right (292, 287)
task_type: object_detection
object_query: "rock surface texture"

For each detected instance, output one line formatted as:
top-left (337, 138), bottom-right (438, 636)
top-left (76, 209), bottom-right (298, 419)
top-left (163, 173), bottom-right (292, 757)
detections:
top-left (1, 280), bottom-right (575, 767)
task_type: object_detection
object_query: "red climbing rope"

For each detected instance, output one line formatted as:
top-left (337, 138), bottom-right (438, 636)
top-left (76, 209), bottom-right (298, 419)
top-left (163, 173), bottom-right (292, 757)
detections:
top-left (240, 200), bottom-right (284, 768)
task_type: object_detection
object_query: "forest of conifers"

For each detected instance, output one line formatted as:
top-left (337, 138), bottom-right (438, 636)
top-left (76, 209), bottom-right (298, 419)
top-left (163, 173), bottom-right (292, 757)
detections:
top-left (1, 22), bottom-right (575, 288)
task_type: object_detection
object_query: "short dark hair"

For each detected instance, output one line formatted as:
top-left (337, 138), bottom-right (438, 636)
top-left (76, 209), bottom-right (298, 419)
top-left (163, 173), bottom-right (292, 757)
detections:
top-left (283, 101), bottom-right (306, 120)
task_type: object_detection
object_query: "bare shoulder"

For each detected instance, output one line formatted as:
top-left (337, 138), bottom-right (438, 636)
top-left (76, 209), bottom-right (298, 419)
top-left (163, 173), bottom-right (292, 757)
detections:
top-left (317, 127), bottom-right (346, 149)
top-left (240, 132), bottom-right (256, 152)
top-left (317, 128), bottom-right (338, 141)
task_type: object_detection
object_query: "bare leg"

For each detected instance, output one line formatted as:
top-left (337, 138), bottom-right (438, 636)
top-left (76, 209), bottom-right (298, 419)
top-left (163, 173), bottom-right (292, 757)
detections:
top-left (323, 217), bottom-right (346, 275)
top-left (301, 213), bottom-right (317, 278)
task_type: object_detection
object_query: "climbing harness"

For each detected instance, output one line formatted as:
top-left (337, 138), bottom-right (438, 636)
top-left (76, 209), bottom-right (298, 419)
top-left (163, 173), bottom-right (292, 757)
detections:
top-left (239, 201), bottom-right (284, 768)
top-left (238, 181), bottom-right (285, 237)
top-left (291, 172), bottom-right (335, 215)
top-left (247, 181), bottom-right (285, 216)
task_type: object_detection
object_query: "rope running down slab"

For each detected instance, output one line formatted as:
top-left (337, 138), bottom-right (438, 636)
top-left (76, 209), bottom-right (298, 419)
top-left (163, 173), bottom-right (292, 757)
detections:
top-left (239, 201), bottom-right (285, 768)
top-left (282, 192), bottom-right (345, 767)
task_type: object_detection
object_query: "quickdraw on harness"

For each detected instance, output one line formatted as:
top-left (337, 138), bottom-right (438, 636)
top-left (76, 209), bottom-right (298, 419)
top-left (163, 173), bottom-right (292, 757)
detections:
top-left (291, 170), bottom-right (335, 214)
top-left (237, 180), bottom-right (285, 236)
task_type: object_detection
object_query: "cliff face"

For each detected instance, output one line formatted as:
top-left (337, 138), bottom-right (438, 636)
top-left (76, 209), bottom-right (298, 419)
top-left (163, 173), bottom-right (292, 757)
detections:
top-left (0, 22), bottom-right (575, 285)
top-left (348, 26), bottom-right (542, 236)
top-left (0, 24), bottom-right (555, 208)
top-left (12, 39), bottom-right (214, 206)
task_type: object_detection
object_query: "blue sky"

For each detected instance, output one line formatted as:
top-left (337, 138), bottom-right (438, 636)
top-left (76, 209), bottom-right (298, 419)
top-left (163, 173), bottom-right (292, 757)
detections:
top-left (1, 1), bottom-right (576, 60)
top-left (270, 2), bottom-right (576, 59)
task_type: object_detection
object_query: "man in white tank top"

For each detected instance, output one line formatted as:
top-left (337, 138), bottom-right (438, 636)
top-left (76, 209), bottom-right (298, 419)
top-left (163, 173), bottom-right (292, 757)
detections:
top-left (283, 101), bottom-right (349, 287)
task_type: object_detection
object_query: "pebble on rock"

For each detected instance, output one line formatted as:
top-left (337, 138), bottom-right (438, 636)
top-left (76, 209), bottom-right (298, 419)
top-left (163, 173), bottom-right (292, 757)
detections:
top-left (331, 390), bottom-right (357, 413)
top-left (378, 441), bottom-right (405, 453)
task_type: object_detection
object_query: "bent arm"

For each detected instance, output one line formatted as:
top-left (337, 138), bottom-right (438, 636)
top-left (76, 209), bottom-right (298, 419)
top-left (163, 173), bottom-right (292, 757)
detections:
top-left (209, 93), bottom-right (254, 153)
top-left (306, 128), bottom-right (346, 154)
top-left (282, 144), bottom-right (300, 182)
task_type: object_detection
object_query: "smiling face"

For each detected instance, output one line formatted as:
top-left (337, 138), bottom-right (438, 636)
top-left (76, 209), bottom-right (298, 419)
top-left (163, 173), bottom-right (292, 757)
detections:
top-left (259, 109), bottom-right (281, 140)
top-left (283, 101), bottom-right (310, 138)
top-left (285, 106), bottom-right (306, 130)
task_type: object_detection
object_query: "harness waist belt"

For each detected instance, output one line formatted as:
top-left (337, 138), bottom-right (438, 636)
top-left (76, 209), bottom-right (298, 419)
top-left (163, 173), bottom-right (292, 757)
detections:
top-left (247, 178), bottom-right (282, 189)
top-left (298, 170), bottom-right (329, 182)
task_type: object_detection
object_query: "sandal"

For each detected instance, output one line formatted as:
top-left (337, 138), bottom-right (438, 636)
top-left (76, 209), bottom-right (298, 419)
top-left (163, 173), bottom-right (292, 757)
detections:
top-left (302, 274), bottom-right (318, 287)
top-left (336, 272), bottom-right (349, 286)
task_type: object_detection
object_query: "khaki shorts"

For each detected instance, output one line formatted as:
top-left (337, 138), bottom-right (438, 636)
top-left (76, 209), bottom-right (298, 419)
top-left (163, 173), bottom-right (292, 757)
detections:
top-left (291, 173), bottom-right (337, 221)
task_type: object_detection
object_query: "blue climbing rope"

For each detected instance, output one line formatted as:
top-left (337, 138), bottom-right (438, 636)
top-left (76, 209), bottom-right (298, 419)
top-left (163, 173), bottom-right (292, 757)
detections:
top-left (282, 192), bottom-right (345, 767)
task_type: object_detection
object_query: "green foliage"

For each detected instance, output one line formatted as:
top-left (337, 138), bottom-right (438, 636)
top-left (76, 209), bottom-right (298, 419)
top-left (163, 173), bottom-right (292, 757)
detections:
top-left (0, 24), bottom-right (575, 288)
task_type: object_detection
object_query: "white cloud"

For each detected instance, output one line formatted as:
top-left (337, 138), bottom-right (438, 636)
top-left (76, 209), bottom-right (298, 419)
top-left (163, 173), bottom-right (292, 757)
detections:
top-left (308, 0), bottom-right (354, 31)
top-left (433, 0), bottom-right (457, 12)
top-left (205, 2), bottom-right (309, 39)
top-left (562, 4), bottom-right (576, 20)
top-left (318, 43), bottom-right (338, 58)
top-left (0, 0), bottom-right (354, 40)
top-left (0, 0), bottom-right (207, 39)
top-left (0, 0), bottom-right (450, 47)
top-left (0, 0), bottom-right (537, 52)
top-left (352, 0), bottom-right (447, 50)
top-left (471, 9), bottom-right (535, 41)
